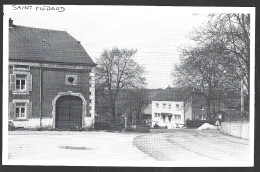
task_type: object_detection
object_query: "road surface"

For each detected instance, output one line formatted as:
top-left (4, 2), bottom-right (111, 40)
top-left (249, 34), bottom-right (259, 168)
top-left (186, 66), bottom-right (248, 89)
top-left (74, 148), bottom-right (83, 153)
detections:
top-left (134, 129), bottom-right (250, 161)
top-left (8, 130), bottom-right (154, 161)
top-left (8, 129), bottom-right (250, 162)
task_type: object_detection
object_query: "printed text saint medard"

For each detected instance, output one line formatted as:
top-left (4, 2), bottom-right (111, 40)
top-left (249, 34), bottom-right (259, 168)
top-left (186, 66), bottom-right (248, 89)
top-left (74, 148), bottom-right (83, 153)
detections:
top-left (12, 5), bottom-right (65, 12)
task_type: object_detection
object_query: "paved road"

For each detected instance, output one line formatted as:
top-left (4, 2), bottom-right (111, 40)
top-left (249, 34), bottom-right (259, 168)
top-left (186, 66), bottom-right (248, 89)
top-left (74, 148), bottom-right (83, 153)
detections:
top-left (8, 131), bottom-right (154, 161)
top-left (134, 129), bottom-right (250, 161)
top-left (8, 129), bottom-right (250, 162)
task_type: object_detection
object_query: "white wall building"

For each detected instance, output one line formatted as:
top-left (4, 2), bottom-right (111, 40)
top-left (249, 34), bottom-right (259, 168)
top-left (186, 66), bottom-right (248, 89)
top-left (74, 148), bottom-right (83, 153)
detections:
top-left (152, 101), bottom-right (184, 128)
top-left (150, 86), bottom-right (191, 128)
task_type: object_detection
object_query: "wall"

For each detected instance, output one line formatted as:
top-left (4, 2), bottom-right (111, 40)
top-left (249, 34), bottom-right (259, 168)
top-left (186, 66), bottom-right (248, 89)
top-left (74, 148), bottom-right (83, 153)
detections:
top-left (42, 68), bottom-right (90, 118)
top-left (191, 93), bottom-right (207, 120)
top-left (9, 66), bottom-right (41, 118)
top-left (184, 96), bottom-right (192, 121)
top-left (9, 63), bottom-right (94, 129)
top-left (221, 121), bottom-right (249, 139)
top-left (10, 117), bottom-right (53, 128)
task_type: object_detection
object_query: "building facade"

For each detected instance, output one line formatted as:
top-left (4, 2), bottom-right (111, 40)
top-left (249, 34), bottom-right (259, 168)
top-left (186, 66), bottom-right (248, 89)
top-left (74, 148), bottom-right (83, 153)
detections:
top-left (184, 89), bottom-right (241, 121)
top-left (151, 87), bottom-right (240, 128)
top-left (184, 90), bottom-right (207, 121)
top-left (151, 101), bottom-right (184, 128)
top-left (151, 87), bottom-right (190, 128)
top-left (8, 19), bottom-right (96, 129)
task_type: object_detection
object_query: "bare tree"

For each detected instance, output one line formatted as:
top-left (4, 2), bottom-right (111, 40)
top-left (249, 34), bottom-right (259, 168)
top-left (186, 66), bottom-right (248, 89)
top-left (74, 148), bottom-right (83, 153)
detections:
top-left (173, 13), bottom-right (250, 115)
top-left (173, 41), bottom-right (239, 117)
top-left (122, 89), bottom-right (149, 122)
top-left (191, 13), bottom-right (250, 97)
top-left (95, 47), bottom-right (146, 118)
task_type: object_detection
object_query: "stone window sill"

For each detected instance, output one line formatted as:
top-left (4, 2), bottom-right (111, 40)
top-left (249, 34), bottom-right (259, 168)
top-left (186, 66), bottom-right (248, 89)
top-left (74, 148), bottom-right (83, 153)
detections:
top-left (13, 91), bottom-right (29, 95)
top-left (13, 118), bottom-right (29, 121)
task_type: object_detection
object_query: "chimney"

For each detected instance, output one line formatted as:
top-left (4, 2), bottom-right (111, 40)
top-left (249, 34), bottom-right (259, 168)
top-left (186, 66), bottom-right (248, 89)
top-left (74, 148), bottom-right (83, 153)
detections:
top-left (9, 18), bottom-right (14, 28)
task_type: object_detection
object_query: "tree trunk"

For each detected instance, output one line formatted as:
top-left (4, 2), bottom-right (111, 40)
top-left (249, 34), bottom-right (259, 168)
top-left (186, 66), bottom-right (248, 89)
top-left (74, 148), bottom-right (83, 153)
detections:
top-left (108, 88), bottom-right (117, 119)
top-left (206, 91), bottom-right (211, 119)
top-left (207, 101), bottom-right (211, 119)
top-left (111, 102), bottom-right (117, 119)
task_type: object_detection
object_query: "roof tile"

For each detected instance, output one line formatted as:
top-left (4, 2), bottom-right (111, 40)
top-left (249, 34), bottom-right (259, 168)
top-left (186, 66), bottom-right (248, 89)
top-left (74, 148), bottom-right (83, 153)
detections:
top-left (9, 25), bottom-right (96, 66)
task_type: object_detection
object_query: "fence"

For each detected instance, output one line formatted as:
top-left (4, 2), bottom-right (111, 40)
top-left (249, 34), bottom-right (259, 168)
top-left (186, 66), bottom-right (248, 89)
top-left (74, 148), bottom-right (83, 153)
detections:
top-left (94, 116), bottom-right (150, 132)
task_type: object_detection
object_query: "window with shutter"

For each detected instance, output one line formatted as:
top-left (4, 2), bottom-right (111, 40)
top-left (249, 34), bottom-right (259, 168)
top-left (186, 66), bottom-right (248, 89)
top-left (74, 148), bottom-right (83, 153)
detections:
top-left (27, 74), bottom-right (32, 91)
top-left (9, 102), bottom-right (15, 119)
top-left (16, 74), bottom-right (26, 90)
top-left (26, 102), bottom-right (32, 119)
top-left (10, 73), bottom-right (32, 94)
top-left (10, 74), bottom-right (16, 91)
top-left (10, 100), bottom-right (30, 120)
top-left (15, 103), bottom-right (27, 119)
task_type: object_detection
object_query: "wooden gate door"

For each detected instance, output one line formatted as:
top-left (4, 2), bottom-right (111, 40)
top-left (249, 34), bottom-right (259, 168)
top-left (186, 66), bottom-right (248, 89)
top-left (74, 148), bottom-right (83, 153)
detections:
top-left (56, 95), bottom-right (82, 129)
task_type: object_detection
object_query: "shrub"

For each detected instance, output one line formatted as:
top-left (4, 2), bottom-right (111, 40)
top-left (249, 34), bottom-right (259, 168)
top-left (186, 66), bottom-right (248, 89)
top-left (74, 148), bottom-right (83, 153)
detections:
top-left (136, 123), bottom-right (150, 133)
top-left (94, 115), bottom-right (113, 130)
top-left (8, 121), bottom-right (15, 131)
top-left (108, 119), bottom-right (124, 131)
top-left (94, 118), bottom-right (110, 130)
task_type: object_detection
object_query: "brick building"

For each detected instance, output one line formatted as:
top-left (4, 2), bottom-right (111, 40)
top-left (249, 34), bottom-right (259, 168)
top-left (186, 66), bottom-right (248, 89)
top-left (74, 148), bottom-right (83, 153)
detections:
top-left (8, 19), bottom-right (96, 129)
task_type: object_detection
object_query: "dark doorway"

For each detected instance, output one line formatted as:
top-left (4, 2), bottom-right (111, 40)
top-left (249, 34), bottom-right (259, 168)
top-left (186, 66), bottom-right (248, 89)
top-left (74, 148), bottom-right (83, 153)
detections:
top-left (56, 95), bottom-right (82, 129)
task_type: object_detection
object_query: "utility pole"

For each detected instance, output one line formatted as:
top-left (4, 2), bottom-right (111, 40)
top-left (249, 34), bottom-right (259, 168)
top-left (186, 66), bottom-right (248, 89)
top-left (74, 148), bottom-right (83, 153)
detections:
top-left (241, 78), bottom-right (244, 113)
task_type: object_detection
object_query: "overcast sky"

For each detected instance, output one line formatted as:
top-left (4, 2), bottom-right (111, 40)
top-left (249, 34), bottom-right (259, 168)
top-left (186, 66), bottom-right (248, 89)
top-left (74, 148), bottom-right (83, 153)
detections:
top-left (4, 5), bottom-right (246, 89)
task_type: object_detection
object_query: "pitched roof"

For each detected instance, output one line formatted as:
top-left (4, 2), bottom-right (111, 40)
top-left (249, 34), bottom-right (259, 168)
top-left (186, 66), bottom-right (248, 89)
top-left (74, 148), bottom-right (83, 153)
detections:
top-left (146, 89), bottom-right (163, 101)
top-left (9, 24), bottom-right (96, 66)
top-left (115, 88), bottom-right (162, 102)
top-left (153, 87), bottom-right (192, 101)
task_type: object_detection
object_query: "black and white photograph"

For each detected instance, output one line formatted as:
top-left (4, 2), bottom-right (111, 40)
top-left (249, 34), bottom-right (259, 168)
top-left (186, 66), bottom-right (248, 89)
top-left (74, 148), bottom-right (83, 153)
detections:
top-left (2, 5), bottom-right (255, 166)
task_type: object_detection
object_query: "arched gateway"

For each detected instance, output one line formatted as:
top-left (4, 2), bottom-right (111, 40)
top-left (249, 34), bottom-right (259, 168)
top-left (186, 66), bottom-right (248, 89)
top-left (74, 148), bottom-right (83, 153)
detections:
top-left (52, 91), bottom-right (87, 129)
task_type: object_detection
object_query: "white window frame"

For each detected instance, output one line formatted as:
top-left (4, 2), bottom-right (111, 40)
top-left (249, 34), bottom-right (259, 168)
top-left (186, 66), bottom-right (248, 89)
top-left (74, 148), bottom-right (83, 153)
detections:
top-left (156, 103), bottom-right (159, 108)
top-left (163, 103), bottom-right (167, 109)
top-left (168, 104), bottom-right (171, 109)
top-left (174, 114), bottom-right (181, 121)
top-left (12, 71), bottom-right (31, 94)
top-left (12, 99), bottom-right (29, 120)
top-left (13, 64), bottom-right (30, 71)
top-left (176, 104), bottom-right (180, 110)
top-left (15, 103), bottom-right (26, 119)
top-left (15, 74), bottom-right (27, 91)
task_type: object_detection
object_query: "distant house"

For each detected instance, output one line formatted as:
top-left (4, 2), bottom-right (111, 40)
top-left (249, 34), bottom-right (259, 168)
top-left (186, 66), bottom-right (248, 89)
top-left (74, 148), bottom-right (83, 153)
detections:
top-left (151, 87), bottom-right (191, 128)
top-left (151, 87), bottom-right (240, 128)
top-left (8, 19), bottom-right (96, 129)
top-left (184, 89), bottom-right (207, 121)
top-left (185, 89), bottom-right (241, 121)
top-left (95, 88), bottom-right (162, 118)
top-left (141, 103), bottom-right (152, 123)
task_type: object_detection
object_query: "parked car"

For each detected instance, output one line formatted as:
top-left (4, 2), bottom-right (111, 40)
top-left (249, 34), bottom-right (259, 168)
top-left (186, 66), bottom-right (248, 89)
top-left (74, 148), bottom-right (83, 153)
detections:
top-left (153, 122), bottom-right (168, 129)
